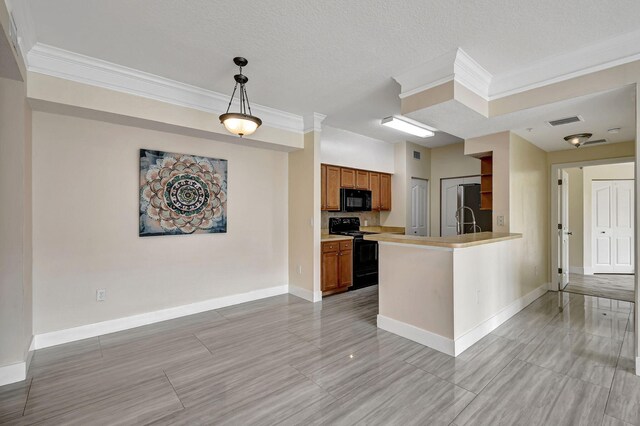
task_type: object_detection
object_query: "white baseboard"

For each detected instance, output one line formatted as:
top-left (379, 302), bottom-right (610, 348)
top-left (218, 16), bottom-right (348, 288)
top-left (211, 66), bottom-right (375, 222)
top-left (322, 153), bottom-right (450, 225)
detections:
top-left (34, 285), bottom-right (289, 350)
top-left (288, 285), bottom-right (322, 303)
top-left (378, 283), bottom-right (548, 358)
top-left (377, 315), bottom-right (455, 356)
top-left (453, 283), bottom-right (549, 356)
top-left (0, 362), bottom-right (28, 387)
top-left (583, 267), bottom-right (594, 275)
top-left (569, 266), bottom-right (584, 274)
top-left (548, 282), bottom-right (557, 291)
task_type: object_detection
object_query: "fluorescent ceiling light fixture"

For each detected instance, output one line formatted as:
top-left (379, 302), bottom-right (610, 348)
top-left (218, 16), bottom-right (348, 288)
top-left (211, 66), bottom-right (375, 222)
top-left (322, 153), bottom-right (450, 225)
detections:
top-left (381, 116), bottom-right (435, 138)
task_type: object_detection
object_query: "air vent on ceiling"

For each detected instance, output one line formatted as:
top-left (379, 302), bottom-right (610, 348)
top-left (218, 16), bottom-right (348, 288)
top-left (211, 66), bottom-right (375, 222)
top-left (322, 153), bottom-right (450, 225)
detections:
top-left (413, 150), bottom-right (421, 160)
top-left (546, 115), bottom-right (583, 127)
top-left (582, 138), bottom-right (607, 146)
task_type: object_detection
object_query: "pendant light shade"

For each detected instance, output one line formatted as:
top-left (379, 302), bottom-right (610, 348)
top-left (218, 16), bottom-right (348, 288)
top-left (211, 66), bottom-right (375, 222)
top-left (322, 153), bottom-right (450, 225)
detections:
top-left (219, 57), bottom-right (262, 137)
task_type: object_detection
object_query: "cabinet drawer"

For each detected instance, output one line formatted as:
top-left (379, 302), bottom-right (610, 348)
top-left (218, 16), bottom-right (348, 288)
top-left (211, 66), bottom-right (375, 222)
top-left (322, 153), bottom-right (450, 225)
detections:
top-left (322, 242), bottom-right (340, 253)
top-left (339, 240), bottom-right (353, 251)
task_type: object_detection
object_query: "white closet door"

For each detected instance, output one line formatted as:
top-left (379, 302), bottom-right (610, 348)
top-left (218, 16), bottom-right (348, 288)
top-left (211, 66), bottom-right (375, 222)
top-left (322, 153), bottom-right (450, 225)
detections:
top-left (592, 180), bottom-right (634, 273)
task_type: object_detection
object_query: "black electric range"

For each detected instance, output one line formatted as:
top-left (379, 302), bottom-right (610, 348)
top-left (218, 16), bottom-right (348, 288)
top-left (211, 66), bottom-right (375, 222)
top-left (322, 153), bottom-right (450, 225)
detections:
top-left (328, 217), bottom-right (378, 289)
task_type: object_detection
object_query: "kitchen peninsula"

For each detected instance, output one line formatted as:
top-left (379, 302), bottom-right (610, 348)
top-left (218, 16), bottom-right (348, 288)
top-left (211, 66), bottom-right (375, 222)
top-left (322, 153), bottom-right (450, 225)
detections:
top-left (364, 232), bottom-right (540, 357)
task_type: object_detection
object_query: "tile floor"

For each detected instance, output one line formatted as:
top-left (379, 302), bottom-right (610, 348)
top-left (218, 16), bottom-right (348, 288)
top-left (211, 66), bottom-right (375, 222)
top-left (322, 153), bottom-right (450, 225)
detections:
top-left (565, 273), bottom-right (635, 303)
top-left (0, 286), bottom-right (637, 425)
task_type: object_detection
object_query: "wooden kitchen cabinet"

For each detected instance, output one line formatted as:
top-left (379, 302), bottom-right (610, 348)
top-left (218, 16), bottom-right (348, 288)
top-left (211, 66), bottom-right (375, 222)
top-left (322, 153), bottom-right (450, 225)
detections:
top-left (321, 163), bottom-right (392, 212)
top-left (324, 165), bottom-right (341, 211)
top-left (379, 173), bottom-right (392, 211)
top-left (321, 240), bottom-right (353, 295)
top-left (356, 170), bottom-right (369, 189)
top-left (320, 164), bottom-right (327, 210)
top-left (341, 168), bottom-right (356, 188)
top-left (369, 172), bottom-right (380, 210)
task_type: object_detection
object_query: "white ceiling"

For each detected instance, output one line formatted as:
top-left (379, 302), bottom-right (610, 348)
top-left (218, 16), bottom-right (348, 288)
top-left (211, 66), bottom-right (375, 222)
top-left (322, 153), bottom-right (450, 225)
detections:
top-left (408, 85), bottom-right (637, 151)
top-left (23, 0), bottom-right (640, 146)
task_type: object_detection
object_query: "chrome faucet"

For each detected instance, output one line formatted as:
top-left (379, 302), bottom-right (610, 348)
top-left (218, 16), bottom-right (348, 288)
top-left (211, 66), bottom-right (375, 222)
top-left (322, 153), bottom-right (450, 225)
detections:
top-left (455, 206), bottom-right (481, 234)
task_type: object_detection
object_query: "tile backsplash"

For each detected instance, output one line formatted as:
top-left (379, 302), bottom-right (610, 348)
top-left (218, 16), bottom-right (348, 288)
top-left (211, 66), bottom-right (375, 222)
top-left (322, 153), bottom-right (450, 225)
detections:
top-left (321, 211), bottom-right (380, 229)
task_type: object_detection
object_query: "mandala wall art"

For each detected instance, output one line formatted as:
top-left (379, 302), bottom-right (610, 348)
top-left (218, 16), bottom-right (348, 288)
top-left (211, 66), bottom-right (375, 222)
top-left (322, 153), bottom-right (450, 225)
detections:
top-left (139, 149), bottom-right (227, 236)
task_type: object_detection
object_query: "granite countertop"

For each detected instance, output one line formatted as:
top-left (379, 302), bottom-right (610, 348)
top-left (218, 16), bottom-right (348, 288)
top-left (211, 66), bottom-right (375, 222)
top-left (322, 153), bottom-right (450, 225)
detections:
top-left (363, 232), bottom-right (522, 248)
top-left (321, 234), bottom-right (354, 242)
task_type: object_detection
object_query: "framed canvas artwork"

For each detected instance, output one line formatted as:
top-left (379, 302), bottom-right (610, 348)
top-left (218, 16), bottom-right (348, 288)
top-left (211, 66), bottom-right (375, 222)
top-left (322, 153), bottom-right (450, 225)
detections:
top-left (139, 149), bottom-right (227, 236)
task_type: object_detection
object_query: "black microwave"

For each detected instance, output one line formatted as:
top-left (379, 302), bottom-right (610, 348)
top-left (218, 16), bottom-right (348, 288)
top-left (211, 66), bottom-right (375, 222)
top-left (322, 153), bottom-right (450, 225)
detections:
top-left (341, 189), bottom-right (372, 212)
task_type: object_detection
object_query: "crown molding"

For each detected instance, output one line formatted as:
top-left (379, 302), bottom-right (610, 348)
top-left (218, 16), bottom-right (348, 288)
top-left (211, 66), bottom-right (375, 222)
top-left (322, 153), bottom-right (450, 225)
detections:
top-left (26, 43), bottom-right (305, 134)
top-left (303, 112), bottom-right (327, 133)
top-left (394, 50), bottom-right (457, 98)
top-left (489, 28), bottom-right (640, 100)
top-left (453, 48), bottom-right (492, 100)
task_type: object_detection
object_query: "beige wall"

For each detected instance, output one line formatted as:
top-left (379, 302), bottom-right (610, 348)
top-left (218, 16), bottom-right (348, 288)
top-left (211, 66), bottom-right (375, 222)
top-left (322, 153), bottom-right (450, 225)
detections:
top-left (509, 133), bottom-right (550, 287)
top-left (381, 142), bottom-right (407, 227)
top-left (465, 131), bottom-right (510, 233)
top-left (0, 76), bottom-right (32, 366)
top-left (547, 141), bottom-right (635, 166)
top-left (28, 72), bottom-right (303, 152)
top-left (289, 131), bottom-right (320, 299)
top-left (565, 167), bottom-right (584, 270)
top-left (429, 143), bottom-right (481, 236)
top-left (32, 111), bottom-right (289, 333)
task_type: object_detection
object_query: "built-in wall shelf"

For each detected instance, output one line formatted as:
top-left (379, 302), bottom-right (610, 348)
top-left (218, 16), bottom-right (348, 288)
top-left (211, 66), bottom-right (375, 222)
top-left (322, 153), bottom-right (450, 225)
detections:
top-left (480, 155), bottom-right (493, 211)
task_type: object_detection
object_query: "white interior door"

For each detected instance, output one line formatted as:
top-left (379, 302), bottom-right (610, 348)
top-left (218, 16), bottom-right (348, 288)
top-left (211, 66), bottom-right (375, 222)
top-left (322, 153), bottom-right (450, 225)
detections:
top-left (410, 178), bottom-right (428, 236)
top-left (559, 170), bottom-right (570, 290)
top-left (593, 180), bottom-right (634, 273)
top-left (440, 176), bottom-right (480, 237)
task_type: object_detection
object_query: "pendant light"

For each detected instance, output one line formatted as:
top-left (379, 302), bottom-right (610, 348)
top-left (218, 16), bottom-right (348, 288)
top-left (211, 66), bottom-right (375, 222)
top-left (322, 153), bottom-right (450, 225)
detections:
top-left (219, 57), bottom-right (262, 137)
top-left (563, 133), bottom-right (592, 148)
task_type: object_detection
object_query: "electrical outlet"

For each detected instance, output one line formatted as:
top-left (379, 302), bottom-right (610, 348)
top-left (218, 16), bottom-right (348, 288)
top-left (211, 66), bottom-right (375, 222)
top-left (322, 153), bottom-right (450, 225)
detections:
top-left (297, 265), bottom-right (302, 275)
top-left (497, 215), bottom-right (505, 227)
top-left (476, 289), bottom-right (481, 305)
top-left (96, 289), bottom-right (106, 302)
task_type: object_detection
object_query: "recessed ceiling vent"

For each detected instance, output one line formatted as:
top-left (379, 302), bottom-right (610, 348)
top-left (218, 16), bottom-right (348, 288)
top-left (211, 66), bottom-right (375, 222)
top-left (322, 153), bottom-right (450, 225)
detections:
top-left (583, 138), bottom-right (607, 146)
top-left (546, 115), bottom-right (583, 127)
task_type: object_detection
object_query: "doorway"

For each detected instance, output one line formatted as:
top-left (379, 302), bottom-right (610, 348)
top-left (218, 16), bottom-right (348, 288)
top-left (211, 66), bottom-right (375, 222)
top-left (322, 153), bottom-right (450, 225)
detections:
top-left (553, 159), bottom-right (635, 303)
top-left (409, 178), bottom-right (429, 236)
top-left (440, 176), bottom-right (480, 237)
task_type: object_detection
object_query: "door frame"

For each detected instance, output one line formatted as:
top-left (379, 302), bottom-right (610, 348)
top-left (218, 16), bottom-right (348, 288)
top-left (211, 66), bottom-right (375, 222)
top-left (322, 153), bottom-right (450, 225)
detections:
top-left (409, 177), bottom-right (430, 236)
top-left (550, 156), bottom-right (635, 291)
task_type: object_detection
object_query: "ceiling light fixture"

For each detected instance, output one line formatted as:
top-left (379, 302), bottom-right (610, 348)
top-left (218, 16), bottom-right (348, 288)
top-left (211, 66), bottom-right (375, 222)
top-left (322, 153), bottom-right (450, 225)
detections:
top-left (381, 116), bottom-right (435, 138)
top-left (564, 133), bottom-right (592, 148)
top-left (219, 57), bottom-right (262, 137)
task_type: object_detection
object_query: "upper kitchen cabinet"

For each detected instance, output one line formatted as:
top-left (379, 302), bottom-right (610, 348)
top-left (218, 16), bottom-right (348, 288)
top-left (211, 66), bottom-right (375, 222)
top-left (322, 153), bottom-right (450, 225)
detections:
top-left (325, 165), bottom-right (341, 211)
top-left (369, 172), bottom-right (380, 210)
top-left (356, 170), bottom-right (369, 189)
top-left (341, 168), bottom-right (356, 188)
top-left (379, 173), bottom-right (391, 211)
top-left (321, 164), bottom-right (327, 210)
top-left (321, 164), bottom-right (392, 211)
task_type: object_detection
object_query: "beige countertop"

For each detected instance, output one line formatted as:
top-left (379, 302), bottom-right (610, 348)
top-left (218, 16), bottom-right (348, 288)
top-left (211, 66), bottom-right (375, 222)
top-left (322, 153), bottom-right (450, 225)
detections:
top-left (321, 234), bottom-right (354, 242)
top-left (363, 232), bottom-right (522, 248)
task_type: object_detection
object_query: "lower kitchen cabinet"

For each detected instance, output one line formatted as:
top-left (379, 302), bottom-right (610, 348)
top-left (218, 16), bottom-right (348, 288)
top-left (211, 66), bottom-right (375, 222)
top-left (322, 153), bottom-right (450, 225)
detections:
top-left (321, 240), bottom-right (353, 295)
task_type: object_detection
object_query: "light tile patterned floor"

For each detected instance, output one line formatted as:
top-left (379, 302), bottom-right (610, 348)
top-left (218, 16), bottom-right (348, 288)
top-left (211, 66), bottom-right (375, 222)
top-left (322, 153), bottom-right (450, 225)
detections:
top-left (0, 286), bottom-right (637, 425)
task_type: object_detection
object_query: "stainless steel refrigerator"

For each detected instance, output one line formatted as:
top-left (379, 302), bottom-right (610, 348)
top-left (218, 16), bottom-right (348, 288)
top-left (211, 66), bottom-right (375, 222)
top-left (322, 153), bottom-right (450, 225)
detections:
top-left (457, 184), bottom-right (492, 234)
